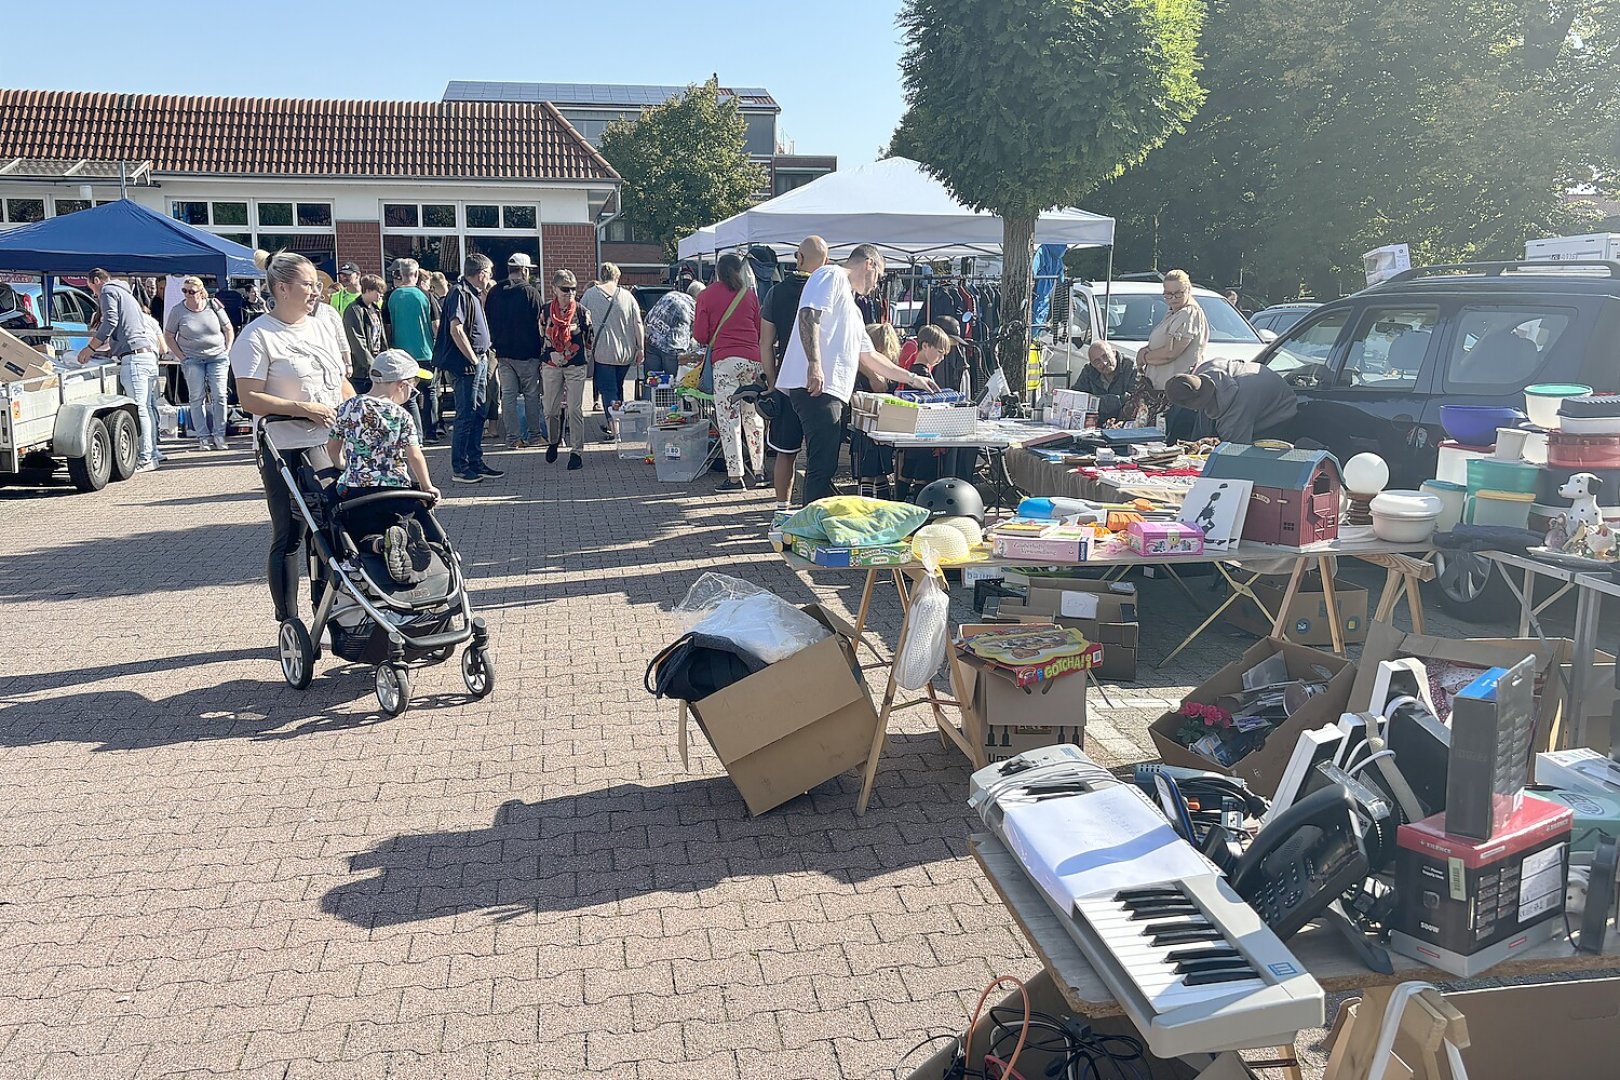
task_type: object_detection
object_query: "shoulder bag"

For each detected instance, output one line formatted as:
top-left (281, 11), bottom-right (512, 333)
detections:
top-left (698, 287), bottom-right (747, 396)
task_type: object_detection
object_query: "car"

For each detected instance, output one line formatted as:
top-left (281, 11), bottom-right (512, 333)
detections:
top-left (0, 280), bottom-right (97, 355)
top-left (631, 284), bottom-right (675, 315)
top-left (1253, 259), bottom-right (1620, 619)
top-left (1249, 302), bottom-right (1321, 337)
top-left (1041, 279), bottom-right (1268, 386)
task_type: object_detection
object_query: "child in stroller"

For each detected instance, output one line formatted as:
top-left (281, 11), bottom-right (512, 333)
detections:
top-left (325, 349), bottom-right (440, 582)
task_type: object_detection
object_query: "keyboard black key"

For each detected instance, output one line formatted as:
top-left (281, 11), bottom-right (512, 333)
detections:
top-left (1175, 958), bottom-right (1256, 976)
top-left (1139, 917), bottom-right (1212, 934)
top-left (1116, 887), bottom-right (1185, 903)
top-left (1152, 927), bottom-right (1227, 946)
top-left (1164, 946), bottom-right (1240, 963)
top-left (1185, 968), bottom-right (1261, 986)
top-left (1126, 903), bottom-right (1200, 921)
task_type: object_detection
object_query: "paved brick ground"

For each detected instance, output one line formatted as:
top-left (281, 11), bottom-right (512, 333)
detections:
top-left (0, 429), bottom-right (1575, 1080)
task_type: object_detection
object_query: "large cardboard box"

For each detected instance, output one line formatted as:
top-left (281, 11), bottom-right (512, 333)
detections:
top-left (998, 577), bottom-right (1141, 680)
top-left (683, 605), bottom-right (880, 815)
top-left (1350, 621), bottom-right (1578, 749)
top-left (1452, 978), bottom-right (1620, 1080)
top-left (1148, 638), bottom-right (1355, 797)
top-left (1222, 571), bottom-right (1369, 646)
top-left (0, 325), bottom-right (55, 383)
top-left (952, 624), bottom-right (1089, 764)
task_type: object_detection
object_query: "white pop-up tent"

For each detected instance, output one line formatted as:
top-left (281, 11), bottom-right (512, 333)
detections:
top-left (677, 157), bottom-right (1114, 259)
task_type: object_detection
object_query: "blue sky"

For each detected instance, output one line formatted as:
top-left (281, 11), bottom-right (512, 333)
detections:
top-left (3, 1), bottom-right (908, 169)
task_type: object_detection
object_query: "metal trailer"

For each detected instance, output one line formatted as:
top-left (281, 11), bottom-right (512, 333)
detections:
top-left (0, 360), bottom-right (140, 492)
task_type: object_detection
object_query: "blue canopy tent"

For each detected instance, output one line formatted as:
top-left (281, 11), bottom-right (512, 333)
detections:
top-left (0, 199), bottom-right (261, 281)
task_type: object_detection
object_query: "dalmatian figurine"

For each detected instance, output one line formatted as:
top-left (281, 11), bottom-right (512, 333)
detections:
top-left (1557, 472), bottom-right (1615, 559)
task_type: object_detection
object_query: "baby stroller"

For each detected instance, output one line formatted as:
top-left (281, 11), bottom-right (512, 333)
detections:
top-left (258, 417), bottom-right (494, 716)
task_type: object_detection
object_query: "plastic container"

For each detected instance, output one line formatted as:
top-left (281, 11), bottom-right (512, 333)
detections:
top-left (651, 421), bottom-right (710, 482)
top-left (1547, 432), bottom-right (1620, 470)
top-left (1464, 489), bottom-right (1534, 529)
top-left (616, 402), bottom-right (655, 460)
top-left (1524, 383), bottom-right (1592, 429)
top-left (1493, 427), bottom-right (1529, 461)
top-left (1436, 440), bottom-right (1493, 485)
top-left (1557, 415), bottom-right (1620, 435)
top-left (1419, 480), bottom-right (1467, 532)
top-left (1522, 427), bottom-right (1549, 464)
top-left (1370, 490), bottom-right (1443, 542)
top-left (1537, 464), bottom-right (1620, 508)
top-left (1466, 457), bottom-right (1539, 494)
top-left (1439, 404), bottom-right (1525, 446)
top-left (1558, 394), bottom-right (1620, 420)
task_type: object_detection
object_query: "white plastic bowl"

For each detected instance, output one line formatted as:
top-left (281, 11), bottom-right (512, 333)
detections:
top-left (1370, 490), bottom-right (1443, 543)
top-left (1526, 384), bottom-right (1593, 429)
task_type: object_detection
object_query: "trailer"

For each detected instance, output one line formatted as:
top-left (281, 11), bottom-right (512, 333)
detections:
top-left (1525, 233), bottom-right (1620, 262)
top-left (1, 345), bottom-right (140, 492)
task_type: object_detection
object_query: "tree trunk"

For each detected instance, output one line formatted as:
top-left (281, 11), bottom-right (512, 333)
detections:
top-left (998, 212), bottom-right (1036, 401)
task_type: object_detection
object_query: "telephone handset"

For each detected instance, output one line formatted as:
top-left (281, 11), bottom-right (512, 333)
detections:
top-left (1230, 784), bottom-right (1369, 940)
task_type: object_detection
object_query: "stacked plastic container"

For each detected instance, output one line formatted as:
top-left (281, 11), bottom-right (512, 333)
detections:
top-left (651, 421), bottom-right (710, 482)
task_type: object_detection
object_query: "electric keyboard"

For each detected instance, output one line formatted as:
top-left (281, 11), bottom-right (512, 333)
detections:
top-left (970, 747), bottom-right (1325, 1060)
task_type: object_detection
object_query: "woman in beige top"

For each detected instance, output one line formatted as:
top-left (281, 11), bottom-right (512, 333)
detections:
top-left (1122, 269), bottom-right (1208, 433)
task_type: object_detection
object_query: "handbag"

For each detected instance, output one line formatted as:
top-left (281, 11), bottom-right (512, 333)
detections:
top-left (698, 286), bottom-right (747, 396)
top-left (644, 631), bottom-right (769, 703)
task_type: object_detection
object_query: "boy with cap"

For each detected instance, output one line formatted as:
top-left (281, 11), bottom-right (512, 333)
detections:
top-left (327, 348), bottom-right (440, 581)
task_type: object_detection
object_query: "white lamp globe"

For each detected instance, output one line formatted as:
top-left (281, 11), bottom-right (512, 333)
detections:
top-left (1344, 453), bottom-right (1390, 495)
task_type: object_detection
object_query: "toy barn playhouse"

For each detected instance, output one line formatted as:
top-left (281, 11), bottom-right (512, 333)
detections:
top-left (1203, 443), bottom-right (1343, 546)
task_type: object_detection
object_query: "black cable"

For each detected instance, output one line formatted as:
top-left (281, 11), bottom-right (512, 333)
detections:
top-left (983, 1005), bottom-right (1150, 1080)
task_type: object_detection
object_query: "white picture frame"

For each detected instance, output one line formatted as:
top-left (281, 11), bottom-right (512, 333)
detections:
top-left (1178, 477), bottom-right (1254, 551)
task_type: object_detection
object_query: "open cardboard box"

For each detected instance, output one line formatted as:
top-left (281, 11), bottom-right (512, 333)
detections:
top-left (1221, 570), bottom-right (1369, 646)
top-left (949, 623), bottom-right (1089, 766)
top-left (1350, 621), bottom-right (1595, 752)
top-left (0, 324), bottom-right (56, 383)
top-left (996, 576), bottom-right (1141, 680)
top-left (902, 968), bottom-right (1251, 1079)
top-left (681, 604), bottom-right (880, 815)
top-left (1148, 637), bottom-right (1354, 797)
top-left (1451, 977), bottom-right (1620, 1080)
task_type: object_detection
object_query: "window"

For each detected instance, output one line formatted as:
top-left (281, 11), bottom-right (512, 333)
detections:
top-left (53, 199), bottom-right (91, 216)
top-left (604, 219), bottom-right (641, 243)
top-left (503, 206), bottom-right (536, 230)
top-left (1444, 307), bottom-right (1572, 392)
top-left (297, 203), bottom-right (332, 228)
top-left (384, 204), bottom-right (420, 228)
top-left (423, 204), bottom-right (456, 229)
top-left (1101, 294), bottom-right (1260, 344)
top-left (1194, 297), bottom-right (1261, 344)
top-left (465, 236), bottom-right (540, 271)
top-left (1337, 306), bottom-right (1437, 391)
top-left (465, 205), bottom-right (499, 230)
top-left (212, 202), bottom-right (249, 227)
top-left (218, 233), bottom-right (253, 248)
top-left (4, 199), bottom-right (45, 223)
top-left (258, 202), bottom-right (294, 227)
top-left (172, 201), bottom-right (210, 225)
top-left (744, 113), bottom-right (776, 157)
top-left (384, 234), bottom-right (455, 274)
top-left (1263, 308), bottom-right (1351, 382)
top-left (256, 233), bottom-right (336, 272)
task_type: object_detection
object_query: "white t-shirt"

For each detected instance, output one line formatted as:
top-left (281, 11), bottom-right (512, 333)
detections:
top-left (230, 313), bottom-right (348, 448)
top-left (776, 265), bottom-right (867, 402)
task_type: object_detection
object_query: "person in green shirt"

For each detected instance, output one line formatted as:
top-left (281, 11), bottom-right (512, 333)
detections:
top-left (331, 263), bottom-right (362, 314)
top-left (385, 258), bottom-right (440, 439)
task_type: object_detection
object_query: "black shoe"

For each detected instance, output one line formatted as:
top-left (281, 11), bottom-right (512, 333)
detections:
top-left (600, 426), bottom-right (617, 442)
top-left (717, 476), bottom-right (750, 492)
top-left (476, 463), bottom-right (505, 478)
top-left (546, 443), bottom-right (559, 464)
top-left (451, 473), bottom-right (483, 484)
top-left (567, 453), bottom-right (583, 471)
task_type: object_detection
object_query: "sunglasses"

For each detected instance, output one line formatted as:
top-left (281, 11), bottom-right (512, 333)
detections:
top-left (556, 286), bottom-right (576, 293)
top-left (181, 289), bottom-right (202, 296)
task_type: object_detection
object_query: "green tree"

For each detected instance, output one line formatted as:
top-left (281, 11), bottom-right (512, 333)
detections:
top-left (896, 0), bottom-right (1206, 391)
top-left (597, 79), bottom-right (767, 261)
top-left (1090, 0), bottom-right (1620, 303)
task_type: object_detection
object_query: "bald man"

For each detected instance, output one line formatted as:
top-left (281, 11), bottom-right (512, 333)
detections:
top-left (1075, 341), bottom-right (1137, 425)
top-left (758, 235), bottom-right (829, 510)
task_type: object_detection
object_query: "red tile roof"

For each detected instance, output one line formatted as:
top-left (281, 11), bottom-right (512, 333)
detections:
top-left (0, 90), bottom-right (620, 183)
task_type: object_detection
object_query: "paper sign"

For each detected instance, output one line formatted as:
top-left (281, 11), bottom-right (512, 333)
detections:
top-left (1059, 591), bottom-right (1102, 620)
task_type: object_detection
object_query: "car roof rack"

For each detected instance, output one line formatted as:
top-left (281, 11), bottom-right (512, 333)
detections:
top-left (1384, 260), bottom-right (1620, 284)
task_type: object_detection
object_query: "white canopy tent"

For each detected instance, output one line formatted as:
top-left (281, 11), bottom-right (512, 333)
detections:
top-left (678, 157), bottom-right (1115, 259)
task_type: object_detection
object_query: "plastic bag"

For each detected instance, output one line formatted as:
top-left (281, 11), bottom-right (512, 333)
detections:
top-left (894, 556), bottom-right (950, 691)
top-left (673, 573), bottom-right (830, 664)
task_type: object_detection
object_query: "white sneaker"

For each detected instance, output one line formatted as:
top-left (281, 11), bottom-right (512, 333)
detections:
top-left (134, 461), bottom-right (158, 474)
top-left (197, 438), bottom-right (212, 452)
top-left (212, 437), bottom-right (228, 451)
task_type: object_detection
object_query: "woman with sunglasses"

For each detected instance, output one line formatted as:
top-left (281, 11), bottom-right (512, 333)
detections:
top-left (1126, 268), bottom-right (1207, 435)
top-left (539, 269), bottom-right (593, 471)
top-left (164, 276), bottom-right (236, 450)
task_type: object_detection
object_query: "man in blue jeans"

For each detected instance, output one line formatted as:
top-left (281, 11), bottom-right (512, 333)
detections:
top-left (434, 254), bottom-right (504, 485)
top-left (79, 268), bottom-right (162, 472)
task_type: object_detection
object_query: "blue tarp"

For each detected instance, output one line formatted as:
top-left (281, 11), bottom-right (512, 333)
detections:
top-left (0, 199), bottom-right (261, 281)
top-left (1031, 243), bottom-right (1067, 326)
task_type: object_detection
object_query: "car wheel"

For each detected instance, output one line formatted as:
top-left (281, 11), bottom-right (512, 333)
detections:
top-left (1430, 549), bottom-right (1516, 623)
top-left (107, 410), bottom-right (139, 481)
top-left (66, 418), bottom-right (113, 492)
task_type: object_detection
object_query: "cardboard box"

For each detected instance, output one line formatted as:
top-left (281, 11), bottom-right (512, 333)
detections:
top-left (850, 394), bottom-right (977, 436)
top-left (1451, 978), bottom-right (1620, 1080)
top-left (683, 605), bottom-right (880, 815)
top-left (903, 967), bottom-right (1241, 1080)
top-left (953, 625), bottom-right (1089, 764)
top-left (998, 577), bottom-right (1141, 680)
top-left (786, 535), bottom-right (911, 568)
top-left (1223, 572), bottom-right (1369, 646)
top-left (990, 528), bottom-right (1092, 563)
top-left (1127, 520), bottom-right (1205, 557)
top-left (0, 325), bottom-right (56, 384)
top-left (1351, 622), bottom-right (1575, 748)
top-left (1148, 638), bottom-right (1355, 797)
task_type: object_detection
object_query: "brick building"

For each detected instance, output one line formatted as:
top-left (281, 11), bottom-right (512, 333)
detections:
top-left (0, 90), bottom-right (621, 286)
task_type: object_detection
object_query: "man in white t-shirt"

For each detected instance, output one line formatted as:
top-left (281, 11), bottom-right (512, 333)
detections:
top-left (777, 244), bottom-right (939, 503)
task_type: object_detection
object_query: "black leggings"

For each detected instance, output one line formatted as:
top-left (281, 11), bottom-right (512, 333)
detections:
top-left (258, 445), bottom-right (309, 623)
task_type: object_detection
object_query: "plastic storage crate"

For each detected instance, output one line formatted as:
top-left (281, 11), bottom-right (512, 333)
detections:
top-left (651, 421), bottom-right (710, 482)
top-left (616, 402), bottom-right (655, 460)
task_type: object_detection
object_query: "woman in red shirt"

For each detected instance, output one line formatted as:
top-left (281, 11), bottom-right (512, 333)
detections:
top-left (693, 253), bottom-right (765, 491)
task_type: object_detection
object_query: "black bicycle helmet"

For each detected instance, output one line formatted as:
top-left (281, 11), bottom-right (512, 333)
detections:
top-left (914, 477), bottom-right (985, 524)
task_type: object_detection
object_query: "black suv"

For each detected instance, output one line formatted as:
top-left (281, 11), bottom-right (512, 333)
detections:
top-left (1256, 260), bottom-right (1620, 615)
